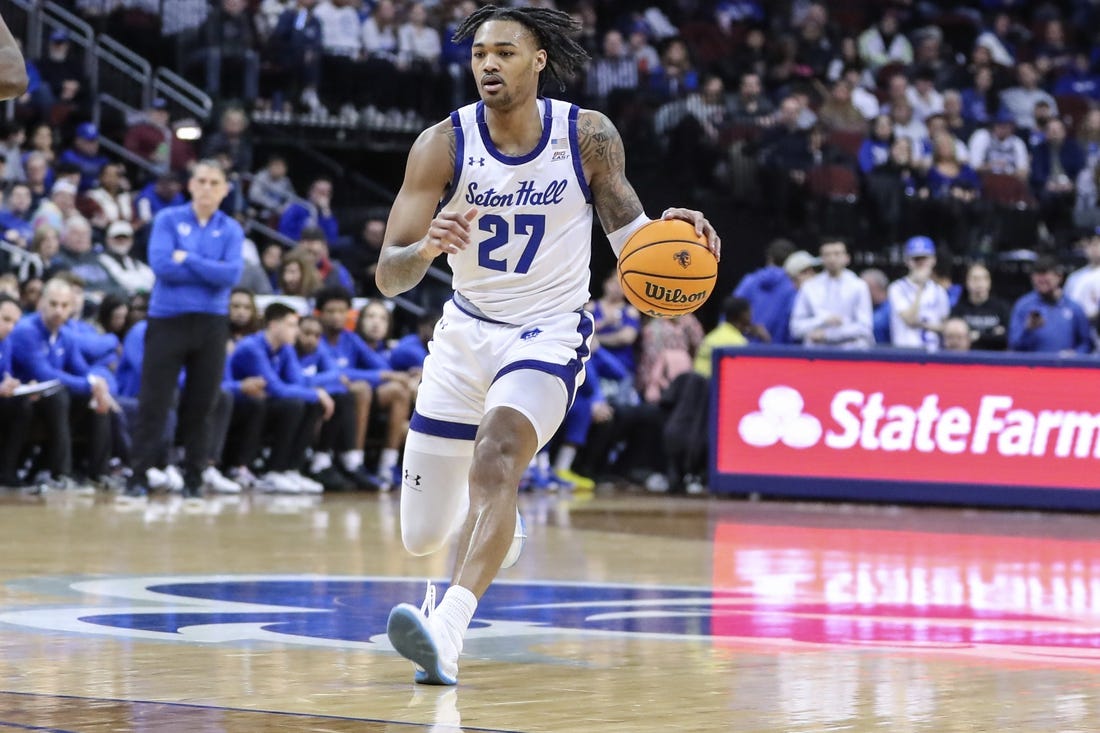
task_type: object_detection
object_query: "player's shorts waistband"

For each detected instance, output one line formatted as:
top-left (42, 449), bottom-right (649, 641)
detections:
top-left (451, 292), bottom-right (588, 326)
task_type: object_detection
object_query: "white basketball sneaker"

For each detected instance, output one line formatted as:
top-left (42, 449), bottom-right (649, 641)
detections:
top-left (387, 583), bottom-right (461, 685)
top-left (500, 509), bottom-right (526, 569)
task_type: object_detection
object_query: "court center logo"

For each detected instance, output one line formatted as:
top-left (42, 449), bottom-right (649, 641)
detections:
top-left (738, 386), bottom-right (822, 448)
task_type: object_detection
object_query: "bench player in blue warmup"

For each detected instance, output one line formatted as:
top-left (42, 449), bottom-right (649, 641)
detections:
top-left (376, 5), bottom-right (721, 685)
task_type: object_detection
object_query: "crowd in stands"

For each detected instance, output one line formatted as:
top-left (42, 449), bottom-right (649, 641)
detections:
top-left (8, 0), bottom-right (1100, 497)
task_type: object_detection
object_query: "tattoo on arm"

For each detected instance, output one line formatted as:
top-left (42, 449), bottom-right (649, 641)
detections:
top-left (579, 111), bottom-right (644, 233)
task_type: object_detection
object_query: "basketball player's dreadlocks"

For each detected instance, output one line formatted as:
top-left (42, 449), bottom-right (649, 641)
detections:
top-left (451, 5), bottom-right (591, 91)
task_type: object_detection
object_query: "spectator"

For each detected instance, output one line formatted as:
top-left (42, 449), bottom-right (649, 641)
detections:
top-left (298, 225), bottom-right (353, 291)
top-left (1077, 109), bottom-right (1100, 169)
top-left (648, 38), bottom-right (698, 102)
top-left (733, 237), bottom-right (797, 344)
top-left (202, 107), bottom-right (253, 176)
top-left (36, 30), bottom-right (88, 114)
top-left (1030, 118), bottom-right (1085, 230)
top-left (655, 74), bottom-right (734, 193)
top-left (694, 296), bottom-right (752, 378)
top-left (19, 276), bottom-right (42, 312)
top-left (361, 0), bottom-right (403, 112)
top-left (921, 131), bottom-right (982, 252)
top-left (397, 2), bottom-right (442, 117)
top-left (25, 123), bottom-right (55, 167)
top-left (134, 173), bottom-right (185, 228)
top-left (586, 29), bottom-right (638, 107)
top-left (950, 262), bottom-right (1010, 350)
top-left (975, 12), bottom-right (1016, 67)
top-left (54, 216), bottom-right (112, 295)
top-left (389, 308), bottom-right (437, 373)
top-left (637, 313), bottom-right (704, 405)
top-left (1000, 62), bottom-right (1057, 130)
top-left (888, 236), bottom-right (950, 351)
top-left (818, 78), bottom-right (865, 132)
top-left (968, 109), bottom-right (1029, 180)
top-left (1008, 255), bottom-right (1092, 355)
top-left (757, 96), bottom-right (813, 226)
top-left (58, 124), bottom-right (109, 192)
top-left (906, 66), bottom-right (944, 123)
top-left (248, 155), bottom-right (296, 220)
top-left (0, 294), bottom-right (29, 486)
top-left (277, 247), bottom-right (322, 297)
top-left (227, 301), bottom-right (330, 493)
top-left (960, 65), bottom-right (996, 127)
top-left (23, 151), bottom-right (51, 209)
top-left (866, 136), bottom-right (918, 243)
top-left (0, 182), bottom-right (34, 243)
top-left (858, 114), bottom-right (894, 174)
top-left (278, 176), bottom-right (338, 243)
top-left (228, 285), bottom-right (260, 341)
top-left (860, 268), bottom-right (891, 344)
top-left (889, 100), bottom-right (928, 158)
top-left (1065, 229), bottom-right (1100, 318)
top-left (0, 122), bottom-right (23, 182)
top-left (589, 270), bottom-right (640, 375)
top-left (857, 9), bottom-right (912, 72)
top-left (202, 0), bottom-right (260, 104)
top-left (268, 0), bottom-right (324, 112)
top-left (98, 220), bottom-right (154, 298)
top-left (1053, 52), bottom-right (1100, 100)
top-left (727, 72), bottom-right (774, 125)
top-left (941, 317), bottom-right (972, 351)
top-left (314, 0), bottom-right (364, 114)
top-left (10, 277), bottom-right (113, 490)
top-left (81, 162), bottom-right (133, 230)
top-left (353, 212), bottom-right (386, 296)
top-left (789, 239), bottom-right (873, 349)
top-left (123, 98), bottom-right (174, 173)
top-left (32, 178), bottom-right (77, 235)
top-left (96, 293), bottom-right (130, 341)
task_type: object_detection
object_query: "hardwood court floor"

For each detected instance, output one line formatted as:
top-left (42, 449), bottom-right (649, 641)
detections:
top-left (0, 488), bottom-right (1099, 732)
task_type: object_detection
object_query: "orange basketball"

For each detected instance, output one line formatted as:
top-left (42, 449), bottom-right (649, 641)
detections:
top-left (617, 219), bottom-right (717, 318)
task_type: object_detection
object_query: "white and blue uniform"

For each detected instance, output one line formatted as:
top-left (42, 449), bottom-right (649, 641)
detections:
top-left (401, 98), bottom-right (597, 555)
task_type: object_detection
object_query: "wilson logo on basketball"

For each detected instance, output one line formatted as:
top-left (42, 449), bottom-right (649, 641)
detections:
top-left (643, 282), bottom-right (708, 305)
top-left (673, 250), bottom-right (691, 268)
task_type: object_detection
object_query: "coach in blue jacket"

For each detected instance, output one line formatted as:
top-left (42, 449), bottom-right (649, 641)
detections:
top-left (126, 159), bottom-right (244, 498)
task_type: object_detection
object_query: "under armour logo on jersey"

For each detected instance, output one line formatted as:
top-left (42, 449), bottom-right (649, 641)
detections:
top-left (520, 328), bottom-right (542, 341)
top-left (469, 156), bottom-right (485, 167)
top-left (403, 470), bottom-right (421, 489)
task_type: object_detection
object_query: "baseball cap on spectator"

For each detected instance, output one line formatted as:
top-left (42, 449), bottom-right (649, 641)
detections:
top-left (150, 98), bottom-right (168, 110)
top-left (904, 236), bottom-right (936, 259)
top-left (1030, 254), bottom-right (1062, 274)
top-left (107, 221), bottom-right (134, 239)
top-left (76, 123), bottom-right (98, 141)
top-left (51, 179), bottom-right (77, 196)
top-left (783, 250), bottom-right (821, 277)
top-left (49, 29), bottom-right (69, 44)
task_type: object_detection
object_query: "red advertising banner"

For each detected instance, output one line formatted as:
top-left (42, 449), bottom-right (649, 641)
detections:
top-left (715, 353), bottom-right (1100, 493)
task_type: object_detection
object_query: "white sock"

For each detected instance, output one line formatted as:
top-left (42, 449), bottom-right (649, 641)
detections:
top-left (436, 585), bottom-right (478, 652)
top-left (553, 445), bottom-right (577, 473)
top-left (379, 448), bottom-right (399, 474)
top-left (310, 452), bottom-right (332, 474)
top-left (340, 450), bottom-right (363, 472)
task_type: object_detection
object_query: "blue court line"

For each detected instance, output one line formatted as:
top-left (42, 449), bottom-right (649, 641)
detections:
top-left (0, 723), bottom-right (77, 733)
top-left (0, 690), bottom-right (526, 732)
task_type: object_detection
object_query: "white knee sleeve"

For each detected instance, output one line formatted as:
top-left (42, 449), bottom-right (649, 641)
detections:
top-left (400, 431), bottom-right (473, 556)
top-left (485, 369), bottom-right (570, 450)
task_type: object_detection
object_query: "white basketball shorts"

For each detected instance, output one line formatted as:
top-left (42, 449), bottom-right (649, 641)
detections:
top-left (410, 297), bottom-right (595, 450)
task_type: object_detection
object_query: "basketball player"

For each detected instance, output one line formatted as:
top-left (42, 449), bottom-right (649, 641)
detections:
top-left (377, 6), bottom-right (720, 685)
top-left (0, 13), bottom-right (28, 100)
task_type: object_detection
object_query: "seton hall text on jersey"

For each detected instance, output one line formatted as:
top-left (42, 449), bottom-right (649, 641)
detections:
top-left (465, 179), bottom-right (569, 208)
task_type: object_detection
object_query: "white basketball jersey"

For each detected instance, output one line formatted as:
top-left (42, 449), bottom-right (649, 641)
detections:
top-left (439, 98), bottom-right (594, 326)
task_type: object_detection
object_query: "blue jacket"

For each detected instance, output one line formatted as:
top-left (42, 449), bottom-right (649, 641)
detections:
top-left (147, 204), bottom-right (244, 319)
top-left (277, 201), bottom-right (339, 244)
top-left (58, 148), bottom-right (110, 191)
top-left (320, 330), bottom-right (388, 387)
top-left (389, 334), bottom-right (428, 372)
top-left (0, 330), bottom-right (11, 378)
top-left (857, 139), bottom-right (890, 174)
top-left (116, 320), bottom-right (146, 398)
top-left (1030, 140), bottom-right (1086, 194)
top-left (297, 343), bottom-right (348, 393)
top-left (733, 265), bottom-right (796, 344)
top-left (66, 319), bottom-right (119, 368)
top-left (1008, 292), bottom-right (1093, 354)
top-left (230, 332), bottom-right (318, 402)
top-left (10, 313), bottom-right (94, 394)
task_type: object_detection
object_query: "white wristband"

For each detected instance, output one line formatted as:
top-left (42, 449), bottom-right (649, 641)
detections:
top-left (607, 212), bottom-right (651, 257)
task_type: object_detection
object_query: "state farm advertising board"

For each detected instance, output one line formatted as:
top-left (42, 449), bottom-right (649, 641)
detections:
top-left (712, 349), bottom-right (1100, 508)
